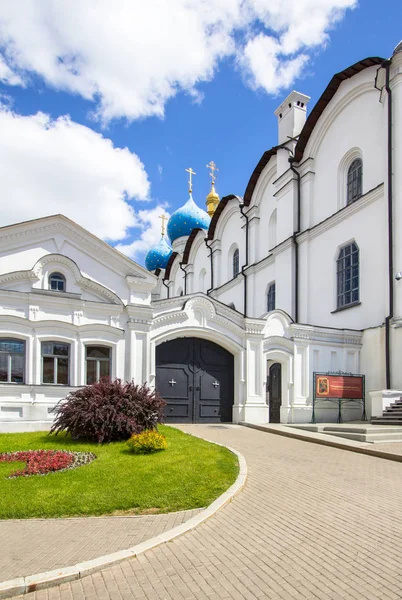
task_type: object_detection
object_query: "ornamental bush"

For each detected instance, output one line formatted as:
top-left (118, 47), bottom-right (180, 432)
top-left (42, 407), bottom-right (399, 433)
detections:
top-left (50, 378), bottom-right (166, 444)
top-left (127, 430), bottom-right (168, 454)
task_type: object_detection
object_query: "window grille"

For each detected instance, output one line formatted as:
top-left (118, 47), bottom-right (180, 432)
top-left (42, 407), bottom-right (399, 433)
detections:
top-left (337, 242), bottom-right (359, 308)
top-left (347, 159), bottom-right (362, 204)
top-left (233, 248), bottom-right (239, 278)
top-left (267, 283), bottom-right (276, 312)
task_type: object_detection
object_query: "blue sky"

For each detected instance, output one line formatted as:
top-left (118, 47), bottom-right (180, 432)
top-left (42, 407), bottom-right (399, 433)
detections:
top-left (0, 1), bottom-right (400, 266)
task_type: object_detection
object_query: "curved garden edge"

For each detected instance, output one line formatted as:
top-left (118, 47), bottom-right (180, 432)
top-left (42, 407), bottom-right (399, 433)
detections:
top-left (0, 444), bottom-right (247, 599)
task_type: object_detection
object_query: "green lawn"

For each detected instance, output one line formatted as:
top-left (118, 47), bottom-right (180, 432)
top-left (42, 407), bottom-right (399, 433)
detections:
top-left (0, 425), bottom-right (238, 519)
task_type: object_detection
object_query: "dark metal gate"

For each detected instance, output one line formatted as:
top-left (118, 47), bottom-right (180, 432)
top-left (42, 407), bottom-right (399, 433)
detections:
top-left (268, 362), bottom-right (282, 423)
top-left (156, 337), bottom-right (234, 423)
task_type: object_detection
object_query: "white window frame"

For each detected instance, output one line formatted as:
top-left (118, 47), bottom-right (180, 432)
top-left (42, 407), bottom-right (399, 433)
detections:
top-left (41, 341), bottom-right (70, 385)
top-left (85, 345), bottom-right (112, 384)
top-left (49, 272), bottom-right (66, 292)
top-left (0, 339), bottom-right (25, 384)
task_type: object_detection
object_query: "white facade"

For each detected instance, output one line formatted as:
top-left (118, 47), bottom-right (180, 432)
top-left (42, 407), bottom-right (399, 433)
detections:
top-left (1, 45), bottom-right (402, 430)
top-left (154, 46), bottom-right (402, 423)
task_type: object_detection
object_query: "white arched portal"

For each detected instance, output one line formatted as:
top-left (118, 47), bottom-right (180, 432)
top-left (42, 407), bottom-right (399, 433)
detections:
top-left (150, 294), bottom-right (268, 423)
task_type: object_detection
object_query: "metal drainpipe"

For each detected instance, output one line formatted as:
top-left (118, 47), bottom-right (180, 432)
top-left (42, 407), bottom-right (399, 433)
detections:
top-left (162, 278), bottom-right (170, 299)
top-left (382, 59), bottom-right (393, 390)
top-left (179, 262), bottom-right (187, 295)
top-left (289, 156), bottom-right (301, 324)
top-left (205, 238), bottom-right (214, 294)
top-left (239, 203), bottom-right (249, 317)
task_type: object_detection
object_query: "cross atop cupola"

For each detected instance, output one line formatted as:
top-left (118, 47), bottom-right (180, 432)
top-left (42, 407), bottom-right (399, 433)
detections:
top-left (185, 167), bottom-right (196, 193)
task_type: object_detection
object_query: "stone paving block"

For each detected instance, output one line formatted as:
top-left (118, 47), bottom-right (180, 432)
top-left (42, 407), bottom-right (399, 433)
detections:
top-left (8, 425), bottom-right (402, 600)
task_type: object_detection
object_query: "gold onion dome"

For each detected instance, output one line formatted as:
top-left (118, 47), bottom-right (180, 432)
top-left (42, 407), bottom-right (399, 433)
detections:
top-left (206, 182), bottom-right (219, 218)
top-left (205, 160), bottom-right (220, 217)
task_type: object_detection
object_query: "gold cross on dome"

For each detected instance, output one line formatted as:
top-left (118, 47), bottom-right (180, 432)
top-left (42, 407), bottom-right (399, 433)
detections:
top-left (206, 160), bottom-right (219, 184)
top-left (185, 167), bottom-right (196, 192)
top-left (159, 213), bottom-right (168, 236)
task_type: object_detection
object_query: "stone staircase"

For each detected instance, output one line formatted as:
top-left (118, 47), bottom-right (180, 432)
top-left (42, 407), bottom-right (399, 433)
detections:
top-left (290, 423), bottom-right (402, 443)
top-left (321, 425), bottom-right (402, 443)
top-left (371, 396), bottom-right (402, 425)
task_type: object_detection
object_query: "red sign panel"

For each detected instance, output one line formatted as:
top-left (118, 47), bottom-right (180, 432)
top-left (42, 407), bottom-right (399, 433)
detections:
top-left (315, 375), bottom-right (363, 399)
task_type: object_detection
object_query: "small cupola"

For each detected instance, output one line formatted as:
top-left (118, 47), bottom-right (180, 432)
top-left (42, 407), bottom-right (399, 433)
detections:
top-left (274, 91), bottom-right (310, 145)
top-left (167, 167), bottom-right (210, 248)
top-left (205, 160), bottom-right (220, 217)
top-left (144, 214), bottom-right (173, 272)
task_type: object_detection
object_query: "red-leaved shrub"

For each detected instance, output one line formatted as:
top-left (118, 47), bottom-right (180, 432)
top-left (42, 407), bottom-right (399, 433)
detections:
top-left (50, 378), bottom-right (166, 443)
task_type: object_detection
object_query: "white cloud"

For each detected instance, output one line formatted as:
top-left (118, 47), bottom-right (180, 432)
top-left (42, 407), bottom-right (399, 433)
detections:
top-left (115, 205), bottom-right (171, 261)
top-left (0, 0), bottom-right (357, 122)
top-left (0, 105), bottom-right (149, 241)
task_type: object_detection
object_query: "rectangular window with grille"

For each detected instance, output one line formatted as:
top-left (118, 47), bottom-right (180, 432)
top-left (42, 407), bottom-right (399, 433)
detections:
top-left (337, 242), bottom-right (359, 308)
top-left (267, 282), bottom-right (276, 312)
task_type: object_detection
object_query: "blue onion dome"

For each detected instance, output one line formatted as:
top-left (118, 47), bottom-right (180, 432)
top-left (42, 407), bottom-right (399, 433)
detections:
top-left (167, 194), bottom-right (211, 243)
top-left (145, 235), bottom-right (172, 271)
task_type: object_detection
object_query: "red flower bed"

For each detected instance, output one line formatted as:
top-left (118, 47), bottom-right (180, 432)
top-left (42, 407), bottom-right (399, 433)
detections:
top-left (0, 450), bottom-right (74, 477)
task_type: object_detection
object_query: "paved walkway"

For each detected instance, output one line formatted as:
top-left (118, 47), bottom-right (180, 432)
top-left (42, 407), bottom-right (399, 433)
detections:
top-left (11, 423), bottom-right (402, 600)
top-left (0, 510), bottom-right (201, 581)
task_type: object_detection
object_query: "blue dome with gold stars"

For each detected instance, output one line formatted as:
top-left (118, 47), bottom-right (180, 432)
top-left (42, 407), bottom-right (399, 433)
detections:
top-left (145, 235), bottom-right (172, 271)
top-left (167, 194), bottom-right (210, 243)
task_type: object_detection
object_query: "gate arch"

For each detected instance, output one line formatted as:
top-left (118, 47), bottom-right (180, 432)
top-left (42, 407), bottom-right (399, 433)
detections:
top-left (156, 337), bottom-right (234, 423)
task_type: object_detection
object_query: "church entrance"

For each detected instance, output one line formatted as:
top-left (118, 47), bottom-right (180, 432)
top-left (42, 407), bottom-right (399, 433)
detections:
top-left (156, 337), bottom-right (234, 423)
top-left (268, 362), bottom-right (282, 423)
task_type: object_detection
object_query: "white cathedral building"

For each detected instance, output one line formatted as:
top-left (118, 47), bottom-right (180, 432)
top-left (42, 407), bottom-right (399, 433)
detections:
top-left (1, 43), bottom-right (402, 431)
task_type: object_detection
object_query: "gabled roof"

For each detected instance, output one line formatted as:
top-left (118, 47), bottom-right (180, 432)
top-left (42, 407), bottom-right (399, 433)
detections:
top-left (243, 56), bottom-right (385, 206)
top-left (0, 213), bottom-right (154, 281)
top-left (294, 56), bottom-right (385, 163)
top-left (164, 252), bottom-right (179, 280)
top-left (182, 228), bottom-right (203, 265)
top-left (207, 195), bottom-right (242, 240)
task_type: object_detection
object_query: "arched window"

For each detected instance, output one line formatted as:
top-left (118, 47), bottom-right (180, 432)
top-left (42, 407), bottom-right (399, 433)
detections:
top-left (233, 248), bottom-right (240, 278)
top-left (49, 272), bottom-right (66, 292)
top-left (228, 302), bottom-right (236, 310)
top-left (337, 242), bottom-right (359, 308)
top-left (267, 282), bottom-right (276, 312)
top-left (347, 159), bottom-right (362, 204)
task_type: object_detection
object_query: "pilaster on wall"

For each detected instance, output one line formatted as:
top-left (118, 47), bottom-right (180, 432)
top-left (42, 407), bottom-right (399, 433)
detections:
top-left (126, 306), bottom-right (153, 384)
top-left (243, 321), bottom-right (268, 423)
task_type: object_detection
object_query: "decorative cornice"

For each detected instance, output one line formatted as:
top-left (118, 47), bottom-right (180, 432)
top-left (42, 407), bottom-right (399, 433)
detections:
top-left (0, 314), bottom-right (124, 337)
top-left (291, 323), bottom-right (362, 346)
top-left (263, 336), bottom-right (294, 353)
top-left (0, 216), bottom-right (151, 280)
top-left (297, 183), bottom-right (383, 244)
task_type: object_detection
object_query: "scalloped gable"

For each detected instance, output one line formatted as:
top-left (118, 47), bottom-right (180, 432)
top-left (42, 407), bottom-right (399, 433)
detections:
top-left (0, 253), bottom-right (124, 304)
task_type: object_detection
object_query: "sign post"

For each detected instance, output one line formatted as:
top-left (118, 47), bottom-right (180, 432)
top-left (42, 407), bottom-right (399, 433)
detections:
top-left (312, 372), bottom-right (366, 424)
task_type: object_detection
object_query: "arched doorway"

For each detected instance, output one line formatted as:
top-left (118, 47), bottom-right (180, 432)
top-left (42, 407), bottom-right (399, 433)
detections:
top-left (268, 362), bottom-right (282, 423)
top-left (156, 337), bottom-right (234, 423)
